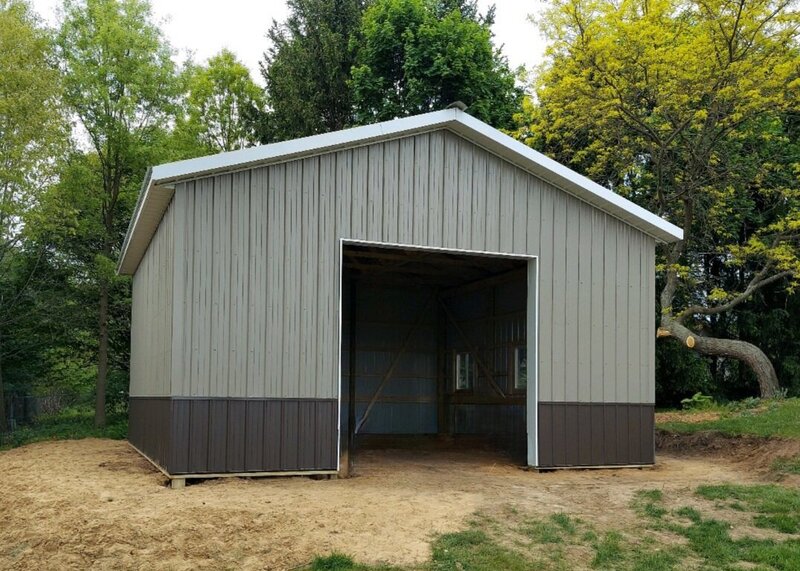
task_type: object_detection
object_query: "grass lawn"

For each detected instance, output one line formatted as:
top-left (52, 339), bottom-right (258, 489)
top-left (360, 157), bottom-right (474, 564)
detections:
top-left (308, 483), bottom-right (800, 571)
top-left (656, 398), bottom-right (800, 440)
top-left (0, 407), bottom-right (127, 450)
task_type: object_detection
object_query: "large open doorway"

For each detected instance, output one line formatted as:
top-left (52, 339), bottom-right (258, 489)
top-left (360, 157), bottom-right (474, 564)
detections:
top-left (339, 241), bottom-right (536, 475)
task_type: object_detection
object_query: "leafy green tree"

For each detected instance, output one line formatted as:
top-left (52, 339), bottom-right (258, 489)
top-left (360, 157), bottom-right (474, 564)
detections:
top-left (40, 151), bottom-right (135, 412)
top-left (350, 0), bottom-right (520, 127)
top-left (0, 0), bottom-right (68, 431)
top-left (257, 0), bottom-right (367, 142)
top-left (517, 0), bottom-right (800, 397)
top-left (57, 0), bottom-right (180, 426)
top-left (176, 49), bottom-right (266, 153)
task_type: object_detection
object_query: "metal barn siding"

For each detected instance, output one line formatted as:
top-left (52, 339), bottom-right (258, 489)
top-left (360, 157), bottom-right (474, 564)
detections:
top-left (124, 111), bottom-right (678, 475)
top-left (199, 131), bottom-right (650, 467)
top-left (128, 199), bottom-right (174, 466)
top-left (129, 199), bottom-right (174, 398)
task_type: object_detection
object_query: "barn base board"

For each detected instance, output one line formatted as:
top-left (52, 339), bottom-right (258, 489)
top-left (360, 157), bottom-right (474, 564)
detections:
top-left (529, 463), bottom-right (655, 473)
top-left (128, 441), bottom-right (339, 486)
top-left (537, 402), bottom-right (656, 466)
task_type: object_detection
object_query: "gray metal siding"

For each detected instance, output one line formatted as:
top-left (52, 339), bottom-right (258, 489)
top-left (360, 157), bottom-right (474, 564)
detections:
top-left (130, 199), bottom-right (174, 397)
top-left (166, 129), bottom-right (655, 405)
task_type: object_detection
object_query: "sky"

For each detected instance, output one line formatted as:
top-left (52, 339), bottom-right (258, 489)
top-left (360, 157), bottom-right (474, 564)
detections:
top-left (31, 0), bottom-right (548, 82)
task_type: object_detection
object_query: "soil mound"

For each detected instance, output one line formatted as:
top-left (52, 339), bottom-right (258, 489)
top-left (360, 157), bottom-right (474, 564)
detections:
top-left (656, 429), bottom-right (800, 481)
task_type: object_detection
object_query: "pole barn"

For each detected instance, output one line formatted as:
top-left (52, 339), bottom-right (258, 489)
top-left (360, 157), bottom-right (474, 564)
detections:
top-left (118, 109), bottom-right (682, 485)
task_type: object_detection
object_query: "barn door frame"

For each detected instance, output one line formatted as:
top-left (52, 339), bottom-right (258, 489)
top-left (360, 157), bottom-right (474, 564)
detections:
top-left (337, 238), bottom-right (540, 473)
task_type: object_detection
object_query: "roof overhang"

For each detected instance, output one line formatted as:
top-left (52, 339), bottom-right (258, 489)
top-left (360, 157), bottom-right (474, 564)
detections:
top-left (117, 108), bottom-right (683, 275)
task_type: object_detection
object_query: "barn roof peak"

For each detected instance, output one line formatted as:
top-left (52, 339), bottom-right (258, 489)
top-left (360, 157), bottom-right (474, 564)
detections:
top-left (118, 108), bottom-right (682, 275)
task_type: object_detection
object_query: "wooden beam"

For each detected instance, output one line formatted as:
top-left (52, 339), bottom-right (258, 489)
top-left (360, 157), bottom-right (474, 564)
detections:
top-left (440, 267), bottom-right (527, 299)
top-left (438, 297), bottom-right (507, 398)
top-left (448, 394), bottom-right (526, 405)
top-left (344, 259), bottom-right (487, 279)
top-left (349, 275), bottom-right (466, 288)
top-left (344, 248), bottom-right (498, 267)
top-left (354, 292), bottom-right (435, 434)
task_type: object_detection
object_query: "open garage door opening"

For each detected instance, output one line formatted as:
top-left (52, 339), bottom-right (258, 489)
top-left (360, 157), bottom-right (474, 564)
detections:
top-left (339, 241), bottom-right (537, 475)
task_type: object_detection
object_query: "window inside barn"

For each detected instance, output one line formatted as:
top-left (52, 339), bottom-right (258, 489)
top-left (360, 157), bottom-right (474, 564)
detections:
top-left (513, 346), bottom-right (527, 391)
top-left (455, 352), bottom-right (474, 391)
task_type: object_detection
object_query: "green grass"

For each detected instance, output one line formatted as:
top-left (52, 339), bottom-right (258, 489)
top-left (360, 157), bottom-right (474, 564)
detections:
top-left (628, 550), bottom-right (681, 571)
top-left (674, 506), bottom-right (702, 523)
top-left (592, 531), bottom-right (625, 567)
top-left (0, 408), bottom-right (127, 450)
top-left (657, 398), bottom-right (800, 439)
top-left (429, 530), bottom-right (535, 571)
top-left (632, 489), bottom-right (668, 519)
top-left (676, 512), bottom-right (800, 570)
top-left (667, 484), bottom-right (800, 569)
top-left (697, 484), bottom-right (800, 534)
top-left (310, 553), bottom-right (400, 571)
top-left (307, 481), bottom-right (800, 571)
top-left (550, 512), bottom-right (578, 535)
top-left (772, 456), bottom-right (800, 476)
top-left (522, 513), bottom-right (577, 544)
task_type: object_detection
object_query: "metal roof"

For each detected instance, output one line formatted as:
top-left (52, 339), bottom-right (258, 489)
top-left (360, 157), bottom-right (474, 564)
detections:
top-left (118, 108), bottom-right (683, 275)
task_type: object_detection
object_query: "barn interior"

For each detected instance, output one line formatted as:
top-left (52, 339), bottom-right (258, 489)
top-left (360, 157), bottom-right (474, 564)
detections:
top-left (341, 243), bottom-right (531, 472)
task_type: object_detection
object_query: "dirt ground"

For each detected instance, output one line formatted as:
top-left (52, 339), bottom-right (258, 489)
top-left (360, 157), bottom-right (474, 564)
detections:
top-left (654, 410), bottom-right (723, 424)
top-left (0, 438), bottom-right (793, 571)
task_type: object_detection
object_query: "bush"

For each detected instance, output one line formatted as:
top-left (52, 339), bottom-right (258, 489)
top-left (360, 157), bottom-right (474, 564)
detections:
top-left (0, 407), bottom-right (127, 450)
top-left (681, 392), bottom-right (715, 410)
top-left (656, 340), bottom-right (714, 406)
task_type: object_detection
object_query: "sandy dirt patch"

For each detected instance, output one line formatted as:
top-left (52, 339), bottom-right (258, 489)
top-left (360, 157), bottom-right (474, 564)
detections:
top-left (0, 438), bottom-right (775, 570)
top-left (657, 429), bottom-right (800, 482)
top-left (655, 410), bottom-right (723, 424)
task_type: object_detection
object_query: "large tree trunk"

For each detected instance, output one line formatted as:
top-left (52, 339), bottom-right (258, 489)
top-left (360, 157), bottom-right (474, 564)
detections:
top-left (95, 278), bottom-right (108, 428)
top-left (660, 317), bottom-right (780, 399)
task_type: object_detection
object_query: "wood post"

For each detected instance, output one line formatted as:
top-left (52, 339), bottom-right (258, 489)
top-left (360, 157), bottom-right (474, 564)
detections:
top-left (436, 296), bottom-right (448, 435)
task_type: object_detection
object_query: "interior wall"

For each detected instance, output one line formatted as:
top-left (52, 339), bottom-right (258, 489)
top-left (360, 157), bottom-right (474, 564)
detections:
top-left (444, 274), bottom-right (527, 458)
top-left (342, 267), bottom-right (528, 459)
top-left (343, 281), bottom-right (438, 435)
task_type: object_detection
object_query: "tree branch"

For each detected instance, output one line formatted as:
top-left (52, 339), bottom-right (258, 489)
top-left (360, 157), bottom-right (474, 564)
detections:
top-left (677, 269), bottom-right (793, 322)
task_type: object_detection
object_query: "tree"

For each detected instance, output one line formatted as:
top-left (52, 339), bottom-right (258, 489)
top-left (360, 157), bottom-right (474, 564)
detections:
top-left (517, 0), bottom-right (800, 397)
top-left (175, 49), bottom-right (266, 154)
top-left (0, 0), bottom-right (67, 431)
top-left (257, 0), bottom-right (366, 142)
top-left (57, 0), bottom-right (179, 426)
top-left (350, 0), bottom-right (521, 127)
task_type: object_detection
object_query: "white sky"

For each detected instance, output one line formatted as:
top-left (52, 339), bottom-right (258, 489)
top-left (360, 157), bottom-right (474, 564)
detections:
top-left (32, 0), bottom-right (547, 82)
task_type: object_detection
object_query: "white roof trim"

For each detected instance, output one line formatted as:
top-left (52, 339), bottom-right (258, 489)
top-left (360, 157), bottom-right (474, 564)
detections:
top-left (118, 108), bottom-right (682, 274)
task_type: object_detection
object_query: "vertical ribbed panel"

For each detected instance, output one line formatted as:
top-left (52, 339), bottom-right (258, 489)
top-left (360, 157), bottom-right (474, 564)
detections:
top-left (130, 200), bottom-right (174, 397)
top-left (128, 397), bottom-right (170, 466)
top-left (159, 129), bottom-right (655, 425)
top-left (537, 402), bottom-right (655, 467)
top-left (130, 397), bottom-right (339, 475)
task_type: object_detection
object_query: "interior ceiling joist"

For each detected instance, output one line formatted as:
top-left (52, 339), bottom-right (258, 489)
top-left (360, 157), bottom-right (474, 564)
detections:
top-left (342, 245), bottom-right (526, 288)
